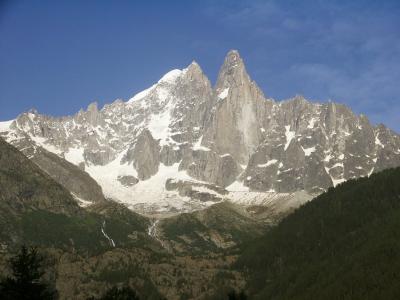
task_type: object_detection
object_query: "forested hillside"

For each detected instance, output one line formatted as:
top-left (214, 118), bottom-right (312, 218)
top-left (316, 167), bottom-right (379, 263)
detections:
top-left (0, 138), bottom-right (246, 299)
top-left (238, 167), bottom-right (400, 299)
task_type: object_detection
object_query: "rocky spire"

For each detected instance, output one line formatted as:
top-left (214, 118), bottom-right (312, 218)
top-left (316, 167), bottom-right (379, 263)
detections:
top-left (86, 101), bottom-right (101, 125)
top-left (215, 50), bottom-right (250, 92)
top-left (184, 60), bottom-right (210, 85)
top-left (187, 60), bottom-right (201, 71)
top-left (87, 101), bottom-right (98, 113)
top-left (203, 50), bottom-right (268, 164)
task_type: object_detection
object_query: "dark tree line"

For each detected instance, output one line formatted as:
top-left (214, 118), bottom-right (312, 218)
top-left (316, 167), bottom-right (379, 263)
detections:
top-left (0, 246), bottom-right (57, 300)
top-left (0, 247), bottom-right (141, 300)
top-left (237, 167), bottom-right (400, 299)
top-left (88, 286), bottom-right (140, 300)
top-left (0, 246), bottom-right (243, 299)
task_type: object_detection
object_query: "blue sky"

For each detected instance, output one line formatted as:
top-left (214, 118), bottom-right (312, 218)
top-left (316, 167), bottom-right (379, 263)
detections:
top-left (1, 0), bottom-right (399, 131)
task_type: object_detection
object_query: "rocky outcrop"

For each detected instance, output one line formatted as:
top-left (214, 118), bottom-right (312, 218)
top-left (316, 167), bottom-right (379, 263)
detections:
top-left (32, 148), bottom-right (106, 203)
top-left (374, 124), bottom-right (400, 173)
top-left (131, 129), bottom-right (160, 180)
top-left (165, 178), bottom-right (227, 202)
top-left (169, 62), bottom-right (215, 144)
top-left (180, 149), bottom-right (240, 187)
top-left (117, 175), bottom-right (139, 187)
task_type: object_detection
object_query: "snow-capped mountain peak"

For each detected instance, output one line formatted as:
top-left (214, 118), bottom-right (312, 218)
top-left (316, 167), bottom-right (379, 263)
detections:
top-left (1, 50), bottom-right (400, 215)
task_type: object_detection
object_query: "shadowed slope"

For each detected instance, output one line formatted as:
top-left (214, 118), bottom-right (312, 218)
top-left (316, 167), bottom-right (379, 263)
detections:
top-left (238, 167), bottom-right (400, 299)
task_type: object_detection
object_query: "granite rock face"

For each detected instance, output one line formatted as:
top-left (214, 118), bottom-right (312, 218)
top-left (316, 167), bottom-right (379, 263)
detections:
top-left (131, 129), bottom-right (160, 180)
top-left (1, 50), bottom-right (400, 213)
top-left (203, 50), bottom-right (271, 165)
top-left (179, 149), bottom-right (240, 187)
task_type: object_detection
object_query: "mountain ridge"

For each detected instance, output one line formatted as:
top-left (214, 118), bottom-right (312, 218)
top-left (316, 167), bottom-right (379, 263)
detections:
top-left (1, 50), bottom-right (399, 215)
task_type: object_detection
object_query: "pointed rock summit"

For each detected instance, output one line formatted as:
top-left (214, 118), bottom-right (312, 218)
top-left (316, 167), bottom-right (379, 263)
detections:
top-left (215, 49), bottom-right (249, 92)
top-left (85, 101), bottom-right (102, 125)
top-left (222, 49), bottom-right (243, 68)
top-left (187, 60), bottom-right (201, 70)
top-left (203, 50), bottom-right (270, 164)
top-left (184, 60), bottom-right (209, 84)
top-left (87, 101), bottom-right (98, 112)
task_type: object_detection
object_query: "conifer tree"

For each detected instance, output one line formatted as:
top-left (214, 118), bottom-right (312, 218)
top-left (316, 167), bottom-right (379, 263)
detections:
top-left (0, 246), bottom-right (57, 300)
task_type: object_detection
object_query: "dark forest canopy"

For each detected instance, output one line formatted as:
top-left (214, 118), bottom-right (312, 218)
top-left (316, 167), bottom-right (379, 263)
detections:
top-left (237, 167), bottom-right (400, 299)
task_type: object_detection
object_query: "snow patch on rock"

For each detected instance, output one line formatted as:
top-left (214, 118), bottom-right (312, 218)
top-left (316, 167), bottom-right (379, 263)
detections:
top-left (218, 88), bottom-right (229, 100)
top-left (158, 69), bottom-right (184, 84)
top-left (64, 147), bottom-right (85, 165)
top-left (258, 159), bottom-right (278, 167)
top-left (148, 109), bottom-right (172, 146)
top-left (0, 120), bottom-right (13, 132)
top-left (284, 126), bottom-right (295, 151)
top-left (192, 136), bottom-right (211, 151)
top-left (302, 146), bottom-right (316, 156)
top-left (128, 85), bottom-right (156, 103)
top-left (226, 180), bottom-right (249, 192)
top-left (375, 134), bottom-right (384, 148)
